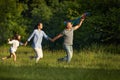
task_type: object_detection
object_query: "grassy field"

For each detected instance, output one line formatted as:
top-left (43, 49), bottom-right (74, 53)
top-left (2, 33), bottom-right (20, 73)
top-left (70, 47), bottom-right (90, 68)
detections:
top-left (0, 45), bottom-right (120, 80)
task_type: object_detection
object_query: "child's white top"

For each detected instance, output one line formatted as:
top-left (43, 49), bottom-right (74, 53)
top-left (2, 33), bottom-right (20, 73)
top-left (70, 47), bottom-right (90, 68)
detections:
top-left (8, 40), bottom-right (20, 51)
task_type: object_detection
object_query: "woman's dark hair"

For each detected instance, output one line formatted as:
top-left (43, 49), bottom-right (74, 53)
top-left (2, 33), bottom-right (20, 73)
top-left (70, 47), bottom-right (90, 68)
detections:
top-left (34, 24), bottom-right (38, 30)
top-left (34, 22), bottom-right (41, 30)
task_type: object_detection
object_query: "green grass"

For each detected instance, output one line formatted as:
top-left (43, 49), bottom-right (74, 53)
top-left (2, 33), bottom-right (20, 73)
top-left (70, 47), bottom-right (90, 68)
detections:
top-left (0, 45), bottom-right (120, 80)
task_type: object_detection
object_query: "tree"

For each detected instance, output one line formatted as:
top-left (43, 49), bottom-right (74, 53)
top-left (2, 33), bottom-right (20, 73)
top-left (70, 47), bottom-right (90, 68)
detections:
top-left (0, 0), bottom-right (27, 44)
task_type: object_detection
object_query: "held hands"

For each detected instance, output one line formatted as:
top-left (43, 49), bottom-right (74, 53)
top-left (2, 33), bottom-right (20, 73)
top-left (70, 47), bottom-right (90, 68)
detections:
top-left (24, 41), bottom-right (28, 46)
top-left (49, 38), bottom-right (55, 42)
top-left (51, 39), bottom-right (55, 42)
top-left (49, 34), bottom-right (63, 42)
top-left (8, 38), bottom-right (11, 41)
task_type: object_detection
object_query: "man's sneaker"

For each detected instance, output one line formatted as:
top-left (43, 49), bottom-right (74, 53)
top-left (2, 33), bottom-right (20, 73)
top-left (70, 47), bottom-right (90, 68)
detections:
top-left (57, 58), bottom-right (64, 62)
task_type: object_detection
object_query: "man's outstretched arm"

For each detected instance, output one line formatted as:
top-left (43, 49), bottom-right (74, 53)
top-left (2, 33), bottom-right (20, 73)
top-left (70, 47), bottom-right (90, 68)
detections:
top-left (51, 34), bottom-right (63, 42)
top-left (73, 18), bottom-right (85, 30)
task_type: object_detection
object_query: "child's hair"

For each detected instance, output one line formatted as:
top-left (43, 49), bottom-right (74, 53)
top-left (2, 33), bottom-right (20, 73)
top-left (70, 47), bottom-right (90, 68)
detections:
top-left (14, 34), bottom-right (21, 41)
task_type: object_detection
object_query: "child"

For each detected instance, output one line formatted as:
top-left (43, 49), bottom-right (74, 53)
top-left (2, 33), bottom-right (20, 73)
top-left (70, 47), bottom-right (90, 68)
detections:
top-left (2, 34), bottom-right (23, 62)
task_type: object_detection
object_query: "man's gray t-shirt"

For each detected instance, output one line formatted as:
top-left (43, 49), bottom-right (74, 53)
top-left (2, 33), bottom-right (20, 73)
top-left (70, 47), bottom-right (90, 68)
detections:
top-left (61, 28), bottom-right (75, 45)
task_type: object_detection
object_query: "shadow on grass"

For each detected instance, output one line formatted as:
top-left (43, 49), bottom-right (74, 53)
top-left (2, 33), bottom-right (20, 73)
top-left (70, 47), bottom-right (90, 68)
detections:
top-left (0, 77), bottom-right (22, 80)
top-left (0, 64), bottom-right (120, 80)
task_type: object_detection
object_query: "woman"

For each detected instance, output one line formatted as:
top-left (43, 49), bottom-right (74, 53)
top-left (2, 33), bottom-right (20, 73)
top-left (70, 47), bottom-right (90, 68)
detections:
top-left (25, 23), bottom-right (52, 63)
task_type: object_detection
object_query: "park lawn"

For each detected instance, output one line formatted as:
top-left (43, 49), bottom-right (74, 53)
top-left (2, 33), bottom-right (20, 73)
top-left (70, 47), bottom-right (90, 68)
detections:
top-left (0, 46), bottom-right (120, 80)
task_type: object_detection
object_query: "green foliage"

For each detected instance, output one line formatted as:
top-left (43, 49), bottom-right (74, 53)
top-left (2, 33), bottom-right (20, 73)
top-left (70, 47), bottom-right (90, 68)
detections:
top-left (0, 0), bottom-right (120, 47)
top-left (0, 0), bottom-right (27, 44)
top-left (31, 0), bottom-right (52, 22)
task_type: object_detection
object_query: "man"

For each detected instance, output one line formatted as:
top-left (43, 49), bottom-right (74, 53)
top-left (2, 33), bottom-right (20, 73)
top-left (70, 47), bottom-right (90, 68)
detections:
top-left (52, 18), bottom-right (85, 63)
